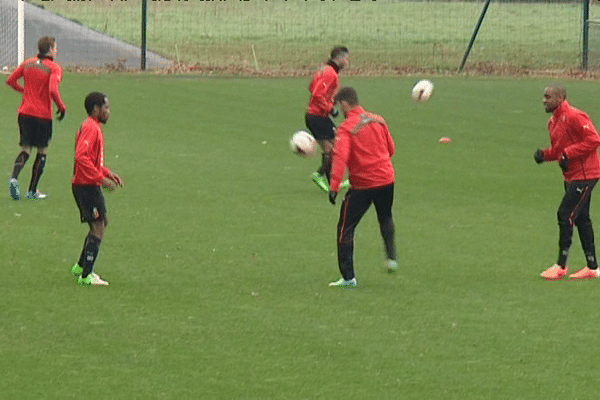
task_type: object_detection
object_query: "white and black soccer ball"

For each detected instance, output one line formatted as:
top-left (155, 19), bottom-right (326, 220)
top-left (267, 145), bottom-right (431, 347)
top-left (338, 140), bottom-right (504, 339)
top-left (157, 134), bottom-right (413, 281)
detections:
top-left (411, 79), bottom-right (434, 103)
top-left (290, 130), bottom-right (316, 158)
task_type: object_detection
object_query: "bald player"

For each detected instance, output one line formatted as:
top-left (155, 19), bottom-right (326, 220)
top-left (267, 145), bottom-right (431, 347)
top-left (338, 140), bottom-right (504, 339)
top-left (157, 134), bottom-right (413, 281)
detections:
top-left (535, 83), bottom-right (600, 280)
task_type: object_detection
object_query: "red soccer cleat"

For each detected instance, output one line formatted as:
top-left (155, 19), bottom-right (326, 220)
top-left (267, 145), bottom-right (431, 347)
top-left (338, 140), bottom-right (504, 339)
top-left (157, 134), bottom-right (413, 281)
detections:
top-left (569, 267), bottom-right (600, 280)
top-left (540, 264), bottom-right (568, 280)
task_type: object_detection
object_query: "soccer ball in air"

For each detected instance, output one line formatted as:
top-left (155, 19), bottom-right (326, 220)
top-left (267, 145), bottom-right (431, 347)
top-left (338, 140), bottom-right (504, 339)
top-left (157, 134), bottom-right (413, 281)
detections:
top-left (290, 130), bottom-right (316, 157)
top-left (411, 79), bottom-right (434, 103)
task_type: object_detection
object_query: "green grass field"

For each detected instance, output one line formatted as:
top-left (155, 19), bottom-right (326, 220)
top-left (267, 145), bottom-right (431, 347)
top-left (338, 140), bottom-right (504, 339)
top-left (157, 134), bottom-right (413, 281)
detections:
top-left (3, 74), bottom-right (600, 399)
top-left (29, 0), bottom-right (592, 71)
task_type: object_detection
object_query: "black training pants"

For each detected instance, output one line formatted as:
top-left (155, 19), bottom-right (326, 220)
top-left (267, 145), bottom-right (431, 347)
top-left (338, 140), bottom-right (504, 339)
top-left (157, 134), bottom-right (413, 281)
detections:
top-left (337, 183), bottom-right (397, 280)
top-left (557, 179), bottom-right (598, 266)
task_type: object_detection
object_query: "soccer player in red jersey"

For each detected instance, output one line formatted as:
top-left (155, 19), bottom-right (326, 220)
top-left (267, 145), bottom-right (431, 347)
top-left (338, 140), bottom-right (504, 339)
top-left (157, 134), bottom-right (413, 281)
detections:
top-left (6, 36), bottom-right (67, 200)
top-left (535, 83), bottom-right (600, 280)
top-left (304, 46), bottom-right (349, 193)
top-left (70, 92), bottom-right (124, 286)
top-left (327, 87), bottom-right (397, 287)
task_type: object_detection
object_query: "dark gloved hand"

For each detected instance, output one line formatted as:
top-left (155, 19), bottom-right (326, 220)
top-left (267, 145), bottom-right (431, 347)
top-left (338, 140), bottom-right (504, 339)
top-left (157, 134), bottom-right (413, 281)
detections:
top-left (328, 191), bottom-right (338, 205)
top-left (57, 108), bottom-right (66, 121)
top-left (559, 154), bottom-right (568, 172)
top-left (534, 149), bottom-right (544, 164)
top-left (330, 108), bottom-right (339, 118)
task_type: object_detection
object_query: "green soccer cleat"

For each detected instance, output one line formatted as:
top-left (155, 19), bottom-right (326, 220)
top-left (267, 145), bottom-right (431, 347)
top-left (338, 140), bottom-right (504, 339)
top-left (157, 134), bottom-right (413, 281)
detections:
top-left (328, 277), bottom-right (357, 287)
top-left (311, 172), bottom-right (329, 193)
top-left (71, 264), bottom-right (83, 277)
top-left (78, 274), bottom-right (93, 286)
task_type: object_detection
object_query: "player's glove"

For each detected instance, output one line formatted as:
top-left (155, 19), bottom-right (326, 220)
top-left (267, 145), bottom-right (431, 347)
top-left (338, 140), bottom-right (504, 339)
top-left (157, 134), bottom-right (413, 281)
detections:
top-left (330, 108), bottom-right (339, 118)
top-left (328, 191), bottom-right (338, 205)
top-left (56, 108), bottom-right (66, 121)
top-left (559, 153), bottom-right (569, 172)
top-left (534, 149), bottom-right (544, 164)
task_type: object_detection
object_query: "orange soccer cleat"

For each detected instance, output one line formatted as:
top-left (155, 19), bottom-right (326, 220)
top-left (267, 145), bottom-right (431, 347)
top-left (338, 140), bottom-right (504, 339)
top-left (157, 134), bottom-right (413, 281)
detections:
top-left (540, 264), bottom-right (568, 280)
top-left (569, 267), bottom-right (600, 280)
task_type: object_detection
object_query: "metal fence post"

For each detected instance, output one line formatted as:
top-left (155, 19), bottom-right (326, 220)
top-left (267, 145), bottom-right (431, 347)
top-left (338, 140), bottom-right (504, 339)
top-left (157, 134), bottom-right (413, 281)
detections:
top-left (141, 0), bottom-right (147, 70)
top-left (458, 0), bottom-right (493, 72)
top-left (582, 0), bottom-right (590, 70)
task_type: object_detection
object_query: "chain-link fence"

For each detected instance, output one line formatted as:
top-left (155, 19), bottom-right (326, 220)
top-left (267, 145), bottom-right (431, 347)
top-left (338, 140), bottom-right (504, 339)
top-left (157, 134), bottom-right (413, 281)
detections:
top-left (9, 0), bottom-right (599, 72)
top-left (0, 0), bottom-right (18, 68)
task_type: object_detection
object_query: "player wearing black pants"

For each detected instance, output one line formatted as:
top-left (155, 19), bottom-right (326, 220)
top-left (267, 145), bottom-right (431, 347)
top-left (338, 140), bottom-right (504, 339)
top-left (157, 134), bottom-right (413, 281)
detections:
top-left (327, 87), bottom-right (397, 287)
top-left (556, 180), bottom-right (598, 269)
top-left (536, 83), bottom-right (600, 280)
top-left (337, 184), bottom-right (396, 282)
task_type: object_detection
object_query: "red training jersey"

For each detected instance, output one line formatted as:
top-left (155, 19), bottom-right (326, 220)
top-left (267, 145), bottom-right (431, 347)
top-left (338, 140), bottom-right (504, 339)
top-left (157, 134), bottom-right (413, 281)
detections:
top-left (72, 116), bottom-right (111, 186)
top-left (541, 100), bottom-right (600, 182)
top-left (306, 62), bottom-right (339, 117)
top-left (6, 56), bottom-right (66, 120)
top-left (330, 106), bottom-right (396, 191)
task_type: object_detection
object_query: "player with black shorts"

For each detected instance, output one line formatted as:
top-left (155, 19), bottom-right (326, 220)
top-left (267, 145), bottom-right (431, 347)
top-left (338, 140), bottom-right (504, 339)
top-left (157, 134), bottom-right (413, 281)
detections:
top-left (305, 46), bottom-right (349, 193)
top-left (70, 92), bottom-right (124, 286)
top-left (6, 36), bottom-right (66, 200)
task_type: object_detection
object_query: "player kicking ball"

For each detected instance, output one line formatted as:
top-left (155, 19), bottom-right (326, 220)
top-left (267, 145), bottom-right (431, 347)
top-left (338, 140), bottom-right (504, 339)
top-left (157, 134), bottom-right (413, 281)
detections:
top-left (304, 46), bottom-right (350, 193)
top-left (327, 87), bottom-right (398, 287)
top-left (70, 92), bottom-right (124, 286)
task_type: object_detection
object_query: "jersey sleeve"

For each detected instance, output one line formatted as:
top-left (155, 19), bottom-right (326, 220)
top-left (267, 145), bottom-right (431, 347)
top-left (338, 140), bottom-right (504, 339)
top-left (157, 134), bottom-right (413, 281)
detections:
top-left (5, 64), bottom-right (25, 93)
top-left (49, 65), bottom-right (66, 112)
top-left (311, 69), bottom-right (337, 114)
top-left (541, 119), bottom-right (559, 161)
top-left (383, 121), bottom-right (395, 158)
top-left (563, 113), bottom-right (600, 160)
top-left (74, 127), bottom-right (108, 184)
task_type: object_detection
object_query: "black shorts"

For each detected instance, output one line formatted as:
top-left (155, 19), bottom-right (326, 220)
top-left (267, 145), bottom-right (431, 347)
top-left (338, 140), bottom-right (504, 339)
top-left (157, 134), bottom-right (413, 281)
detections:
top-left (72, 184), bottom-right (107, 223)
top-left (18, 114), bottom-right (53, 148)
top-left (305, 113), bottom-right (335, 141)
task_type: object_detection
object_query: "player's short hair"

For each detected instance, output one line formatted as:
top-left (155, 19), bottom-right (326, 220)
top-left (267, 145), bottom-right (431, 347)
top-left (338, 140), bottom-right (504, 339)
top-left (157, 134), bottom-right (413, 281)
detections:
top-left (547, 82), bottom-right (567, 100)
top-left (334, 87), bottom-right (359, 106)
top-left (84, 92), bottom-right (108, 115)
top-left (330, 46), bottom-right (349, 60)
top-left (37, 36), bottom-right (56, 56)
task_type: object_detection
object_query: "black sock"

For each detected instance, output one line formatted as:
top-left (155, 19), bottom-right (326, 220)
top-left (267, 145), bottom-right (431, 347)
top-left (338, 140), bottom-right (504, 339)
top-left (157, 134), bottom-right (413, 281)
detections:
top-left (317, 153), bottom-right (332, 182)
top-left (80, 234), bottom-right (102, 278)
top-left (11, 151), bottom-right (29, 179)
top-left (28, 153), bottom-right (46, 193)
